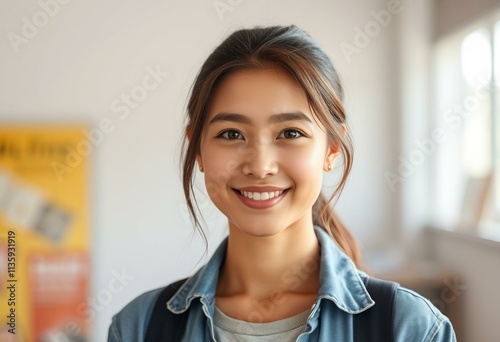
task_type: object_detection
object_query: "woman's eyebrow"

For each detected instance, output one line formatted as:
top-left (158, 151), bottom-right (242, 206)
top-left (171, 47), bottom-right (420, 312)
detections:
top-left (209, 112), bottom-right (251, 124)
top-left (209, 112), bottom-right (313, 125)
top-left (269, 112), bottom-right (313, 124)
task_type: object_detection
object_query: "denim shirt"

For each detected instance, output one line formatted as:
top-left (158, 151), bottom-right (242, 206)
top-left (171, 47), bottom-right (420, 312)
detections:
top-left (108, 227), bottom-right (456, 341)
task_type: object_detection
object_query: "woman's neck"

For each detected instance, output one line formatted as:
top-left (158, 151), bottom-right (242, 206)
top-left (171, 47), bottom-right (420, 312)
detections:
top-left (217, 218), bottom-right (321, 300)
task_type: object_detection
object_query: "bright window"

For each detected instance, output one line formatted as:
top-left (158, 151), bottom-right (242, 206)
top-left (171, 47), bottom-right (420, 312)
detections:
top-left (431, 13), bottom-right (500, 240)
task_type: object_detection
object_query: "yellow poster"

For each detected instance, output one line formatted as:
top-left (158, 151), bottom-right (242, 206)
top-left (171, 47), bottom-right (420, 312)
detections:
top-left (0, 126), bottom-right (90, 342)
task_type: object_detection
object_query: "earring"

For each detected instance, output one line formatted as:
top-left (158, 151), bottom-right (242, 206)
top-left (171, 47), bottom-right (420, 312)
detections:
top-left (327, 164), bottom-right (332, 171)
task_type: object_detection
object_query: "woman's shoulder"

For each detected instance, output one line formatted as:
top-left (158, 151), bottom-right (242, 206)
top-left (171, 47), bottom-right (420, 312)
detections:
top-left (107, 287), bottom-right (164, 342)
top-left (392, 285), bottom-right (456, 342)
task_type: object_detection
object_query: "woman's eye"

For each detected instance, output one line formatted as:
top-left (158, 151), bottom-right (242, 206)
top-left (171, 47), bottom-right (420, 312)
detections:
top-left (278, 129), bottom-right (304, 139)
top-left (218, 130), bottom-right (243, 140)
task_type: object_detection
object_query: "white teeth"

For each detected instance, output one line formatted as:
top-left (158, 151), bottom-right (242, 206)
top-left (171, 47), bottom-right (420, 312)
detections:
top-left (240, 190), bottom-right (285, 200)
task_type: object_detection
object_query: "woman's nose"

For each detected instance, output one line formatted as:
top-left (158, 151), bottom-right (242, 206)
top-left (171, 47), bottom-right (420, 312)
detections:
top-left (241, 145), bottom-right (278, 178)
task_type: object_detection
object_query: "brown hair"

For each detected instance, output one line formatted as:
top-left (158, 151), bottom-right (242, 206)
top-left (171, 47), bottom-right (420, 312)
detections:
top-left (181, 25), bottom-right (362, 268)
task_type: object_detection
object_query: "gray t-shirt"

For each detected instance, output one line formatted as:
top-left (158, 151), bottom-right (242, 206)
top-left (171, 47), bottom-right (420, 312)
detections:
top-left (213, 306), bottom-right (310, 342)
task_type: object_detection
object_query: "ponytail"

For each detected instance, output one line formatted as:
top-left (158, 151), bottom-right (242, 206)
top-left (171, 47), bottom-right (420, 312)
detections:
top-left (313, 193), bottom-right (363, 269)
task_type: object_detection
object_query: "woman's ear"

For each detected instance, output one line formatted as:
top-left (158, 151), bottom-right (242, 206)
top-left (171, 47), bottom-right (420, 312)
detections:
top-left (324, 145), bottom-right (340, 171)
top-left (324, 124), bottom-right (346, 171)
top-left (185, 124), bottom-right (193, 142)
top-left (186, 124), bottom-right (204, 172)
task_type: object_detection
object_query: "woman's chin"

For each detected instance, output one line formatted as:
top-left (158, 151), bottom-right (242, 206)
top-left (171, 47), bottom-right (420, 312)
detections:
top-left (229, 222), bottom-right (286, 238)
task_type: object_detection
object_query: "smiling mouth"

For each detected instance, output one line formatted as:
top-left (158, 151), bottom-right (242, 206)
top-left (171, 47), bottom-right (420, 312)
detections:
top-left (234, 189), bottom-right (288, 201)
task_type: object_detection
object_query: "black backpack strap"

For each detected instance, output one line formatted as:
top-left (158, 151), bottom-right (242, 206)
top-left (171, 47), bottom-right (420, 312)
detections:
top-left (145, 278), bottom-right (189, 342)
top-left (147, 276), bottom-right (397, 341)
top-left (354, 276), bottom-right (399, 342)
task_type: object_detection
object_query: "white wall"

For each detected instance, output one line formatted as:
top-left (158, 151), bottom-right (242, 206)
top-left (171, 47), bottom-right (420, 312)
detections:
top-left (0, 0), bottom-right (405, 340)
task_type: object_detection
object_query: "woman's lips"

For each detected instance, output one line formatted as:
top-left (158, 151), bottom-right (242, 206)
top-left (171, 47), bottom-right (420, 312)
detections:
top-left (239, 189), bottom-right (284, 200)
top-left (233, 188), bottom-right (289, 209)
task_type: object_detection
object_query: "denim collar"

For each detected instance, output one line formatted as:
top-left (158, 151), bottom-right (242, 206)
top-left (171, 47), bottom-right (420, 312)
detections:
top-left (167, 226), bottom-right (374, 314)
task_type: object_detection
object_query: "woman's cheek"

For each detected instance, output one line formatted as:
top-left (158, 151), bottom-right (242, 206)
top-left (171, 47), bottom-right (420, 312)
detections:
top-left (203, 148), bottom-right (239, 188)
top-left (284, 147), bottom-right (323, 174)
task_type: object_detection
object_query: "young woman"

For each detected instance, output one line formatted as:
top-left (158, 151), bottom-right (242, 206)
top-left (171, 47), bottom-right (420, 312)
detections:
top-left (108, 25), bottom-right (456, 341)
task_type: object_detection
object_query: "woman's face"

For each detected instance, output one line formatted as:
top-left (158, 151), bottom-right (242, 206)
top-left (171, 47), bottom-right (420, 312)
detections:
top-left (198, 67), bottom-right (338, 237)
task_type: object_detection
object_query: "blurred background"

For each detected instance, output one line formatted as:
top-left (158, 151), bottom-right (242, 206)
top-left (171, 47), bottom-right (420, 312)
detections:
top-left (1, 0), bottom-right (500, 341)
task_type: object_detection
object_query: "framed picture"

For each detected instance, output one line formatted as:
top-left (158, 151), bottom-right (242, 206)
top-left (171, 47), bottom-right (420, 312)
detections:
top-left (457, 172), bottom-right (493, 233)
